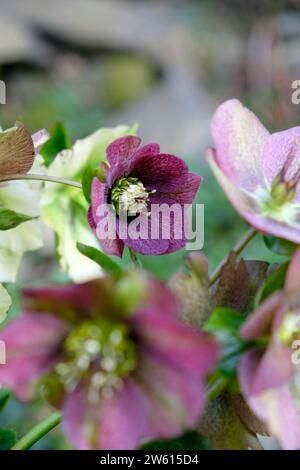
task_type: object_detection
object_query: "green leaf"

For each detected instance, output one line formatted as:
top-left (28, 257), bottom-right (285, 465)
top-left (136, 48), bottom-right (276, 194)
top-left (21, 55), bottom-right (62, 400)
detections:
top-left (263, 234), bottom-right (297, 256)
top-left (40, 122), bottom-right (71, 167)
top-left (204, 307), bottom-right (245, 337)
top-left (77, 242), bottom-right (124, 279)
top-left (0, 428), bottom-right (17, 450)
top-left (255, 263), bottom-right (288, 308)
top-left (204, 308), bottom-right (250, 376)
top-left (141, 431), bottom-right (209, 450)
top-left (0, 389), bottom-right (10, 412)
top-left (0, 208), bottom-right (36, 230)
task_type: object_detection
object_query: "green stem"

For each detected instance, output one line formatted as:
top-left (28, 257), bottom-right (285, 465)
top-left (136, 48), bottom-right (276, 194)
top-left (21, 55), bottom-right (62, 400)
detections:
top-left (206, 375), bottom-right (229, 401)
top-left (11, 411), bottom-right (62, 450)
top-left (129, 248), bottom-right (140, 269)
top-left (0, 173), bottom-right (82, 189)
top-left (209, 227), bottom-right (257, 287)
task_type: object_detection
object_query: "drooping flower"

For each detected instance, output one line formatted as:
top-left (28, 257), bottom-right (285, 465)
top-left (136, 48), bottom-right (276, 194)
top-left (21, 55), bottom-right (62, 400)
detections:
top-left (41, 125), bottom-right (136, 282)
top-left (238, 249), bottom-right (300, 449)
top-left (209, 99), bottom-right (300, 243)
top-left (89, 136), bottom-right (202, 256)
top-left (0, 125), bottom-right (48, 282)
top-left (0, 273), bottom-right (218, 450)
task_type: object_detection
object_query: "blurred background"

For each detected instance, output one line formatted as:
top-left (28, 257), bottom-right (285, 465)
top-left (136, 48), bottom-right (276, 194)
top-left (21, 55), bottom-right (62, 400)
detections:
top-left (1, 0), bottom-right (300, 449)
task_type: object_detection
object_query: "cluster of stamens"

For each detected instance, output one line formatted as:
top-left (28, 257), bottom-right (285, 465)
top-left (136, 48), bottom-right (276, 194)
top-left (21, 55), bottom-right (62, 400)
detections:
top-left (47, 319), bottom-right (137, 404)
top-left (110, 177), bottom-right (154, 216)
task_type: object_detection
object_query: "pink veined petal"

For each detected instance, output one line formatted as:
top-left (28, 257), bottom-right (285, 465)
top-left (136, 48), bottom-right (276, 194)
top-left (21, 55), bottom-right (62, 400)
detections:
top-left (136, 352), bottom-right (207, 436)
top-left (285, 248), bottom-right (300, 291)
top-left (145, 278), bottom-right (178, 317)
top-left (211, 99), bottom-right (269, 191)
top-left (239, 350), bottom-right (300, 450)
top-left (106, 136), bottom-right (141, 166)
top-left (262, 127), bottom-right (300, 198)
top-left (208, 149), bottom-right (300, 244)
top-left (63, 380), bottom-right (152, 450)
top-left (133, 308), bottom-right (218, 376)
top-left (130, 153), bottom-right (189, 192)
top-left (97, 379), bottom-right (150, 450)
top-left (240, 292), bottom-right (284, 340)
top-left (0, 313), bottom-right (69, 400)
top-left (128, 143), bottom-right (161, 170)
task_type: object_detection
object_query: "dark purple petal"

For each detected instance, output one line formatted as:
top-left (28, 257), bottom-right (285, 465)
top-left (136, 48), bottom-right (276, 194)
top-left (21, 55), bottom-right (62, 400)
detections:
top-left (162, 172), bottom-right (202, 205)
top-left (130, 153), bottom-right (189, 192)
top-left (106, 136), bottom-right (141, 166)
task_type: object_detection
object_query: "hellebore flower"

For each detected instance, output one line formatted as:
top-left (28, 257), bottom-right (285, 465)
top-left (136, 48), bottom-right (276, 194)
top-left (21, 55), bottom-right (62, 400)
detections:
top-left (209, 99), bottom-right (300, 243)
top-left (41, 125), bottom-right (136, 282)
top-left (89, 136), bottom-right (201, 256)
top-left (0, 274), bottom-right (218, 450)
top-left (238, 249), bottom-right (300, 449)
top-left (0, 124), bottom-right (48, 282)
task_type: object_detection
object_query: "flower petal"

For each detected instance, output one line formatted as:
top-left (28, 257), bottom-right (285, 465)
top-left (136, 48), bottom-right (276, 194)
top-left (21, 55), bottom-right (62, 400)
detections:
top-left (208, 149), bottom-right (300, 244)
top-left (239, 350), bottom-right (300, 449)
top-left (240, 292), bottom-right (284, 340)
top-left (130, 153), bottom-right (189, 192)
top-left (162, 173), bottom-right (202, 205)
top-left (106, 136), bottom-right (141, 166)
top-left (134, 308), bottom-right (218, 376)
top-left (0, 313), bottom-right (69, 400)
top-left (262, 127), bottom-right (300, 196)
top-left (285, 247), bottom-right (300, 291)
top-left (211, 99), bottom-right (269, 191)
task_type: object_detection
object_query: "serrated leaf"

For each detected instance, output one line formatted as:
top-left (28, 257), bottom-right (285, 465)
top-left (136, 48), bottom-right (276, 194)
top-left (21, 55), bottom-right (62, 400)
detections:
top-left (0, 122), bottom-right (35, 177)
top-left (0, 428), bottom-right (17, 450)
top-left (142, 431), bottom-right (209, 450)
top-left (77, 242), bottom-right (124, 279)
top-left (40, 122), bottom-right (71, 167)
top-left (0, 389), bottom-right (10, 412)
top-left (0, 208), bottom-right (36, 230)
top-left (255, 263), bottom-right (289, 307)
top-left (263, 234), bottom-right (297, 256)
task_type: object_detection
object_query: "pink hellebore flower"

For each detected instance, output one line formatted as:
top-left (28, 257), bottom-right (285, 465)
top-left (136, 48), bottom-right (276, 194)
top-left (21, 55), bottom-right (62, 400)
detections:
top-left (209, 99), bottom-right (300, 243)
top-left (0, 275), bottom-right (218, 450)
top-left (88, 136), bottom-right (202, 256)
top-left (239, 249), bottom-right (300, 449)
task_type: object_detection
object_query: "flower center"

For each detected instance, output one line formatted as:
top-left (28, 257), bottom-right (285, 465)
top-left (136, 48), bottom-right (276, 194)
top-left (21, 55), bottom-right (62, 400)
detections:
top-left (50, 319), bottom-right (137, 403)
top-left (110, 177), bottom-right (151, 216)
top-left (278, 310), bottom-right (300, 346)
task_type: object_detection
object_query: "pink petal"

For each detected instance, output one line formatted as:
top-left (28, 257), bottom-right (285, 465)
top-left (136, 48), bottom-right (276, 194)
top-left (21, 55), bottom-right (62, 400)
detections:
top-left (240, 292), bottom-right (284, 340)
top-left (208, 149), bottom-right (300, 244)
top-left (239, 350), bottom-right (300, 449)
top-left (211, 99), bottom-right (269, 191)
top-left (0, 313), bottom-right (69, 400)
top-left (106, 136), bottom-right (141, 166)
top-left (262, 127), bottom-right (300, 199)
top-left (134, 308), bottom-right (218, 376)
top-left (285, 248), bottom-right (300, 291)
top-left (136, 352), bottom-right (207, 435)
top-left (130, 153), bottom-right (189, 192)
top-left (63, 381), bottom-right (152, 450)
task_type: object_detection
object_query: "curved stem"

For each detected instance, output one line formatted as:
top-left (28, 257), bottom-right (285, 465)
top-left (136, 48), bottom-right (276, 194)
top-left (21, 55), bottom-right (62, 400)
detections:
top-left (209, 227), bottom-right (257, 287)
top-left (0, 173), bottom-right (82, 189)
top-left (11, 411), bottom-right (62, 450)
